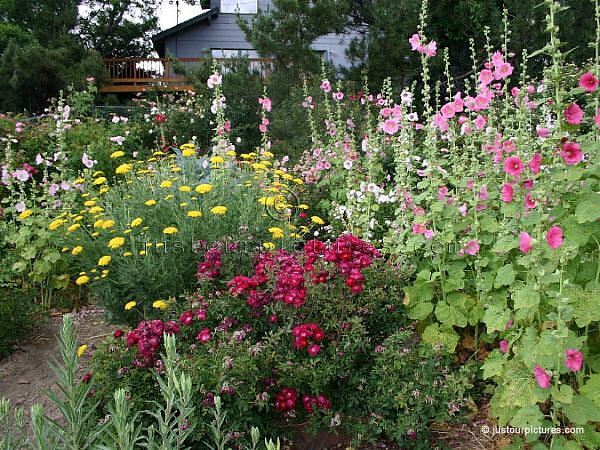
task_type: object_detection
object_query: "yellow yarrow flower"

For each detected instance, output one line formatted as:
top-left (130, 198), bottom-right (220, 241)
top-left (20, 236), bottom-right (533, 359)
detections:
top-left (145, 199), bottom-right (157, 206)
top-left (182, 148), bottom-right (196, 157)
top-left (93, 177), bottom-right (107, 185)
top-left (93, 171), bottom-right (104, 177)
top-left (210, 206), bottom-right (227, 215)
top-left (98, 255), bottom-right (112, 266)
top-left (123, 251), bottom-right (133, 257)
top-left (84, 200), bottom-right (96, 207)
top-left (101, 220), bottom-right (115, 229)
top-left (89, 206), bottom-right (104, 214)
top-left (152, 300), bottom-right (169, 310)
top-left (160, 180), bottom-right (173, 188)
top-left (18, 209), bottom-right (33, 220)
top-left (268, 227), bottom-right (284, 239)
top-left (76, 275), bottom-right (90, 285)
top-left (195, 184), bottom-right (213, 194)
top-left (108, 237), bottom-right (126, 249)
top-left (110, 150), bottom-right (125, 159)
top-left (115, 163), bottom-right (133, 175)
top-left (311, 216), bottom-right (325, 225)
top-left (262, 242), bottom-right (276, 250)
top-left (124, 301), bottom-right (137, 310)
top-left (77, 345), bottom-right (88, 358)
top-left (179, 185), bottom-right (192, 192)
top-left (210, 156), bottom-right (224, 164)
top-left (67, 223), bottom-right (81, 232)
top-left (131, 217), bottom-right (143, 227)
top-left (72, 246), bottom-right (84, 256)
top-left (99, 186), bottom-right (110, 194)
top-left (187, 210), bottom-right (202, 218)
top-left (163, 227), bottom-right (178, 235)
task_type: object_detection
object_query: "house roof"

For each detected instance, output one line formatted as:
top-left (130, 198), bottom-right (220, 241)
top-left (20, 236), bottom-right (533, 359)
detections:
top-left (152, 7), bottom-right (220, 45)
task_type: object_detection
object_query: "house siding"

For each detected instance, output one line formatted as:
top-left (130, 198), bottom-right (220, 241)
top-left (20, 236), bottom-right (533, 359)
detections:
top-left (161, 1), bottom-right (355, 68)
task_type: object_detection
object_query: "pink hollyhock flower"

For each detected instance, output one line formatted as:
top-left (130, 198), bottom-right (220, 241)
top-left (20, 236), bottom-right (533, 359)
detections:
top-left (564, 349), bottom-right (583, 372)
top-left (207, 73), bottom-right (222, 89)
top-left (536, 127), bottom-right (550, 139)
top-left (519, 232), bottom-right (533, 253)
top-left (259, 124), bottom-right (267, 133)
top-left (546, 226), bottom-right (564, 249)
top-left (409, 33), bottom-right (422, 51)
top-left (525, 193), bottom-right (536, 209)
top-left (529, 153), bottom-right (542, 174)
top-left (560, 141), bottom-right (583, 165)
top-left (499, 340), bottom-right (509, 353)
top-left (412, 223), bottom-right (427, 235)
top-left (579, 71), bottom-right (599, 92)
top-left (494, 62), bottom-right (514, 80)
top-left (333, 91), bottom-right (344, 101)
top-left (563, 103), bottom-right (584, 125)
top-left (320, 79), bottom-right (331, 93)
top-left (424, 41), bottom-right (437, 57)
top-left (523, 179), bottom-right (534, 190)
top-left (492, 51), bottom-right (505, 67)
top-left (479, 69), bottom-right (494, 85)
top-left (458, 204), bottom-right (468, 217)
top-left (440, 102), bottom-right (456, 119)
top-left (501, 183), bottom-right (514, 203)
top-left (307, 344), bottom-right (321, 357)
top-left (464, 240), bottom-right (479, 255)
top-left (473, 115), bottom-right (487, 130)
top-left (259, 97), bottom-right (272, 112)
top-left (382, 119), bottom-right (399, 135)
top-left (534, 365), bottom-right (552, 389)
top-left (595, 109), bottom-right (600, 128)
top-left (504, 156), bottom-right (524, 177)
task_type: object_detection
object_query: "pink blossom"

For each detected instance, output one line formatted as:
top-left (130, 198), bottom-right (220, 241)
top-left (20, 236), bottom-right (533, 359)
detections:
top-left (333, 91), bottom-right (344, 101)
top-left (529, 153), bottom-right (542, 174)
top-left (595, 109), bottom-right (600, 128)
top-left (412, 223), bottom-right (427, 235)
top-left (473, 115), bottom-right (487, 130)
top-left (259, 124), bottom-right (268, 133)
top-left (491, 51), bottom-right (505, 67)
top-left (12, 169), bottom-right (30, 182)
top-left (560, 141), bottom-right (583, 165)
top-left (536, 127), bottom-right (550, 139)
top-left (519, 232), bottom-right (533, 253)
top-left (546, 226), bottom-right (563, 249)
top-left (207, 73), bottom-right (222, 89)
top-left (464, 240), bottom-right (479, 256)
top-left (494, 62), bottom-right (514, 80)
top-left (258, 97), bottom-right (272, 112)
top-left (501, 183), bottom-right (514, 203)
top-left (440, 102), bottom-right (456, 119)
top-left (382, 119), bottom-right (399, 135)
top-left (563, 103), bottom-right (584, 125)
top-left (564, 349), bottom-right (583, 372)
top-left (479, 69), bottom-right (494, 85)
top-left (534, 365), bottom-right (552, 389)
top-left (196, 328), bottom-right (212, 343)
top-left (320, 79), bottom-right (331, 93)
top-left (458, 204), bottom-right (468, 217)
top-left (579, 72), bottom-right (598, 92)
top-left (408, 33), bottom-right (421, 51)
top-left (525, 193), bottom-right (536, 209)
top-left (504, 156), bottom-right (524, 177)
top-left (499, 340), bottom-right (509, 353)
top-left (424, 41), bottom-right (437, 57)
top-left (511, 87), bottom-right (520, 98)
top-left (523, 179), bottom-right (534, 191)
top-left (432, 113), bottom-right (449, 132)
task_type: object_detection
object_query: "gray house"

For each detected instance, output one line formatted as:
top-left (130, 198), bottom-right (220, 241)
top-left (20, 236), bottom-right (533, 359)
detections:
top-left (152, 0), bottom-right (357, 69)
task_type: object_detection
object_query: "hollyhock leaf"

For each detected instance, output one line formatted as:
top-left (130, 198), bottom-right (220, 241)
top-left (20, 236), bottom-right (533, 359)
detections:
top-left (563, 396), bottom-right (600, 425)
top-left (494, 264), bottom-right (516, 288)
top-left (445, 270), bottom-right (465, 290)
top-left (580, 375), bottom-right (600, 408)
top-left (575, 195), bottom-right (600, 223)
top-left (421, 323), bottom-right (459, 351)
top-left (492, 236), bottom-right (519, 254)
top-left (563, 217), bottom-right (591, 248)
top-left (510, 405), bottom-right (544, 428)
top-left (435, 301), bottom-right (467, 327)
top-left (568, 287), bottom-right (600, 327)
top-left (407, 302), bottom-right (434, 320)
top-left (483, 304), bottom-right (511, 333)
top-left (482, 351), bottom-right (505, 379)
top-left (480, 216), bottom-right (501, 233)
top-left (551, 384), bottom-right (574, 405)
top-left (565, 166), bottom-right (586, 181)
top-left (513, 286), bottom-right (540, 310)
top-left (403, 282), bottom-right (434, 303)
top-left (468, 302), bottom-right (485, 325)
top-left (495, 367), bottom-right (548, 408)
top-left (522, 210), bottom-right (542, 227)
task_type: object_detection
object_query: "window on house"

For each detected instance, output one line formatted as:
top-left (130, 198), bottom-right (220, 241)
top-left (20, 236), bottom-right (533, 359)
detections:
top-left (220, 0), bottom-right (258, 14)
top-left (211, 49), bottom-right (260, 59)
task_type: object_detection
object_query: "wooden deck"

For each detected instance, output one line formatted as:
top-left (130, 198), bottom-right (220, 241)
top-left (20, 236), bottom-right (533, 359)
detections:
top-left (100, 57), bottom-right (273, 93)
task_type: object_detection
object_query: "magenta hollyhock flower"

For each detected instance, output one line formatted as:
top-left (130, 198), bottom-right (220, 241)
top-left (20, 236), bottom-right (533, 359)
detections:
top-left (534, 365), bottom-right (552, 389)
top-left (464, 240), bottom-right (480, 255)
top-left (408, 33), bottom-right (421, 51)
top-left (536, 127), bottom-right (550, 138)
top-left (524, 193), bottom-right (536, 209)
top-left (307, 344), bottom-right (321, 357)
top-left (564, 349), bottom-right (583, 372)
top-left (546, 226), bottom-right (564, 249)
top-left (196, 328), bottom-right (212, 343)
top-left (560, 141), bottom-right (584, 165)
top-left (595, 109), bottom-right (600, 128)
top-left (504, 156), bottom-right (524, 177)
top-left (519, 232), bottom-right (533, 254)
top-left (579, 71), bottom-right (599, 92)
top-left (529, 153), bottom-right (542, 174)
top-left (563, 103), bottom-right (584, 125)
top-left (499, 340), bottom-right (509, 353)
top-left (382, 119), bottom-right (399, 135)
top-left (501, 183), bottom-right (514, 202)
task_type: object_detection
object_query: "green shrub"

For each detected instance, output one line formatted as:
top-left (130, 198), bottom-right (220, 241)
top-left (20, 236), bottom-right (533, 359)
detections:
top-left (0, 285), bottom-right (39, 358)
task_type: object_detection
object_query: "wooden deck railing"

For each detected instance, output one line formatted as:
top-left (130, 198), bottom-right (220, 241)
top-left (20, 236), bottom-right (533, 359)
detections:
top-left (100, 57), bottom-right (274, 93)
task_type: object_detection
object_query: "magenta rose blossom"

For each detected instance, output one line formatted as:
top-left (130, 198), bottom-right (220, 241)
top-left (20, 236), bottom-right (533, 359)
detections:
top-left (546, 226), bottom-right (564, 249)
top-left (504, 156), bottom-right (524, 177)
top-left (564, 349), bottom-right (583, 372)
top-left (501, 183), bottom-right (514, 202)
top-left (579, 71), bottom-right (599, 92)
top-left (560, 140), bottom-right (584, 165)
top-left (563, 103), bottom-right (584, 125)
top-left (519, 232), bottom-right (533, 254)
top-left (534, 365), bottom-right (552, 389)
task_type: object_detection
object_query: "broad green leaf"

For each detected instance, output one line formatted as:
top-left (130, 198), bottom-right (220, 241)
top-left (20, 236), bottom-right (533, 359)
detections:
top-left (492, 236), bottom-right (518, 254)
top-left (512, 286), bottom-right (540, 310)
top-left (510, 405), bottom-right (544, 428)
top-left (403, 282), bottom-right (434, 303)
top-left (483, 304), bottom-right (511, 333)
top-left (563, 395), bottom-right (600, 425)
top-left (482, 351), bottom-right (505, 379)
top-left (569, 287), bottom-right (600, 328)
top-left (421, 324), bottom-right (459, 351)
top-left (435, 301), bottom-right (467, 327)
top-left (580, 375), bottom-right (600, 408)
top-left (551, 384), bottom-right (573, 405)
top-left (494, 264), bottom-right (515, 288)
top-left (575, 195), bottom-right (600, 223)
top-left (407, 302), bottom-right (434, 320)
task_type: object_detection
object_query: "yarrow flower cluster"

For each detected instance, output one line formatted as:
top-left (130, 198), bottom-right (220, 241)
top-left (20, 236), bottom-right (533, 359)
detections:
top-left (292, 323), bottom-right (325, 356)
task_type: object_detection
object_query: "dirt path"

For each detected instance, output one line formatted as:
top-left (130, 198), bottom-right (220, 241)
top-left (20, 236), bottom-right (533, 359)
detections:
top-left (0, 307), bottom-right (113, 424)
